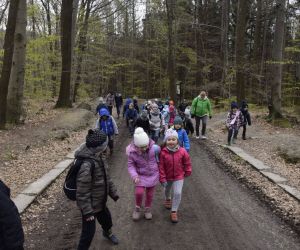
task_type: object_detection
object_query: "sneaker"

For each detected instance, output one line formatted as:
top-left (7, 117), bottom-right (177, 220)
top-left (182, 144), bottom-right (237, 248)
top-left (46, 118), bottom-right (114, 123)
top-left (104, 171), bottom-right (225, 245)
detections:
top-left (144, 207), bottom-right (152, 220)
top-left (164, 199), bottom-right (172, 210)
top-left (132, 206), bottom-right (141, 221)
top-left (103, 230), bottom-right (119, 245)
top-left (201, 135), bottom-right (207, 139)
top-left (170, 211), bottom-right (178, 223)
top-left (195, 136), bottom-right (200, 139)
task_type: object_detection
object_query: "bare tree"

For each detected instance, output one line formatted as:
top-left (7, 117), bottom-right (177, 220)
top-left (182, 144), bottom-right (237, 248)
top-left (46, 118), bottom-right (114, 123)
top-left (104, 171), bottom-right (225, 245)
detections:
top-left (270, 0), bottom-right (286, 119)
top-left (0, 0), bottom-right (20, 128)
top-left (56, 0), bottom-right (74, 108)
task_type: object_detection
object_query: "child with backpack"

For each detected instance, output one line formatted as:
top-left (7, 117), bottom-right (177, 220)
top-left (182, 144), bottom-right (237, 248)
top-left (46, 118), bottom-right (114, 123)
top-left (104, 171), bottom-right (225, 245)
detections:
top-left (135, 110), bottom-right (150, 134)
top-left (239, 100), bottom-right (251, 140)
top-left (126, 127), bottom-right (160, 221)
top-left (173, 116), bottom-right (190, 153)
top-left (125, 103), bottom-right (138, 137)
top-left (184, 106), bottom-right (194, 136)
top-left (149, 103), bottom-right (164, 143)
top-left (159, 129), bottom-right (192, 223)
top-left (75, 129), bottom-right (119, 247)
top-left (226, 102), bottom-right (243, 146)
top-left (96, 108), bottom-right (119, 155)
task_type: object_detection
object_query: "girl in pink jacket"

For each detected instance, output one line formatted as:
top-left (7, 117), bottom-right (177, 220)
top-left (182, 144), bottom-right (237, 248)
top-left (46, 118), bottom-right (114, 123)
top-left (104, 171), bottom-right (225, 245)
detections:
top-left (126, 127), bottom-right (160, 221)
top-left (159, 129), bottom-right (192, 223)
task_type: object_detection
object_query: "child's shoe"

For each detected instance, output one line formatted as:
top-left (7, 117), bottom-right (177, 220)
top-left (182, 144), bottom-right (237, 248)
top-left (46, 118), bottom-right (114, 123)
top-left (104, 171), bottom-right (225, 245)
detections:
top-left (144, 207), bottom-right (152, 220)
top-left (103, 230), bottom-right (119, 245)
top-left (170, 211), bottom-right (178, 223)
top-left (132, 206), bottom-right (141, 221)
top-left (164, 199), bottom-right (172, 210)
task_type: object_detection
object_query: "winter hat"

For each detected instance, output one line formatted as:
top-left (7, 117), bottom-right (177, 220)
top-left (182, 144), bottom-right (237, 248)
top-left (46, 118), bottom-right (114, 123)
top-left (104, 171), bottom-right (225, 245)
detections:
top-left (86, 129), bottom-right (107, 148)
top-left (241, 100), bottom-right (248, 109)
top-left (134, 127), bottom-right (149, 147)
top-left (231, 101), bottom-right (238, 109)
top-left (184, 106), bottom-right (191, 115)
top-left (140, 110), bottom-right (148, 120)
top-left (99, 97), bottom-right (104, 103)
top-left (164, 129), bottom-right (178, 142)
top-left (173, 116), bottom-right (183, 125)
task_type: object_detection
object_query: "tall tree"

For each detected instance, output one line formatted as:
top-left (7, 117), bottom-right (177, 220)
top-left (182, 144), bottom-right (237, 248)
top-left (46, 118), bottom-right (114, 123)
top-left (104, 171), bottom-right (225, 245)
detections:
top-left (0, 0), bottom-right (20, 128)
top-left (6, 0), bottom-right (27, 124)
top-left (56, 0), bottom-right (74, 108)
top-left (270, 0), bottom-right (286, 119)
top-left (166, 0), bottom-right (177, 102)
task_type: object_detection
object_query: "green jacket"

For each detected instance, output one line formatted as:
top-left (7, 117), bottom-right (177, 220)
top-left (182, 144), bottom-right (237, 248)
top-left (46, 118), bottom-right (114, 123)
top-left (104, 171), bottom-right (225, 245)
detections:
top-left (191, 96), bottom-right (212, 117)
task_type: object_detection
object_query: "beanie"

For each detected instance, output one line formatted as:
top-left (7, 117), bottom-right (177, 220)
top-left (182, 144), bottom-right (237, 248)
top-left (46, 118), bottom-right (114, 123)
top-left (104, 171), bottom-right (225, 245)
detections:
top-left (134, 127), bottom-right (149, 147)
top-left (173, 116), bottom-right (183, 125)
top-left (140, 110), bottom-right (148, 120)
top-left (86, 129), bottom-right (107, 148)
top-left (231, 101), bottom-right (238, 109)
top-left (164, 129), bottom-right (178, 142)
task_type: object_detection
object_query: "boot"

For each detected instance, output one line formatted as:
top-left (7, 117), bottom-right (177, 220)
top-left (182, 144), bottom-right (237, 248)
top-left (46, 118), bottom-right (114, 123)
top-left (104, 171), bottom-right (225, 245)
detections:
top-left (144, 207), bottom-right (152, 220)
top-left (132, 206), bottom-right (141, 221)
top-left (103, 229), bottom-right (119, 245)
top-left (170, 211), bottom-right (178, 223)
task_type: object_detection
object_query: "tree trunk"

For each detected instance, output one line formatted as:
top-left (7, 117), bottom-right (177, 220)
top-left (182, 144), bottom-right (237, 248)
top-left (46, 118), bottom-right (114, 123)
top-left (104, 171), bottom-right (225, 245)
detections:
top-left (73, 0), bottom-right (92, 102)
top-left (235, 0), bottom-right (249, 104)
top-left (6, 0), bottom-right (27, 124)
top-left (270, 0), bottom-right (286, 119)
top-left (56, 0), bottom-right (74, 108)
top-left (221, 0), bottom-right (229, 97)
top-left (0, 0), bottom-right (20, 129)
top-left (166, 0), bottom-right (177, 102)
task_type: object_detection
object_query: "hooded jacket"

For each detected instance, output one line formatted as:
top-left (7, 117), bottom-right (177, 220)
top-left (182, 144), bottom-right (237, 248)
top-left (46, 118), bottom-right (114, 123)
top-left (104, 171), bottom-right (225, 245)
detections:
top-left (126, 140), bottom-right (160, 187)
top-left (135, 112), bottom-right (150, 133)
top-left (75, 144), bottom-right (118, 217)
top-left (96, 108), bottom-right (118, 136)
top-left (191, 96), bottom-right (212, 117)
top-left (0, 180), bottom-right (24, 250)
top-left (240, 101), bottom-right (251, 126)
top-left (175, 128), bottom-right (190, 152)
top-left (159, 147), bottom-right (192, 183)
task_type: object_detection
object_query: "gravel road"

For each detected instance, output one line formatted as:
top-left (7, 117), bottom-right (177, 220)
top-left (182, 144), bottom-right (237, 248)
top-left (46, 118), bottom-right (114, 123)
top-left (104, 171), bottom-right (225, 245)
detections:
top-left (23, 124), bottom-right (300, 250)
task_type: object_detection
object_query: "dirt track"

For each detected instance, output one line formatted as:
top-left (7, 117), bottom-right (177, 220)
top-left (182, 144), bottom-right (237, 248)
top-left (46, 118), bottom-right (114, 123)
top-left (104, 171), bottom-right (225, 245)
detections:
top-left (23, 123), bottom-right (300, 250)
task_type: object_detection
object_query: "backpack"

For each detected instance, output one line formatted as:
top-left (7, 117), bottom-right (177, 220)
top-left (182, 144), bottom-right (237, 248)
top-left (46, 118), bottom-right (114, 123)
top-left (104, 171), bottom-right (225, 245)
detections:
top-left (63, 158), bottom-right (95, 201)
top-left (149, 113), bottom-right (162, 129)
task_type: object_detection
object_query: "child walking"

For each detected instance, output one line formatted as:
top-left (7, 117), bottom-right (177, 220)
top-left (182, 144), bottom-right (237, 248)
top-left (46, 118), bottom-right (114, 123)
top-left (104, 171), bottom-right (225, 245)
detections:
top-left (226, 102), bottom-right (243, 145)
top-left (173, 116), bottom-right (190, 153)
top-left (240, 100), bottom-right (251, 140)
top-left (96, 108), bottom-right (119, 155)
top-left (184, 106), bottom-right (194, 136)
top-left (126, 127), bottom-right (160, 221)
top-left (135, 110), bottom-right (150, 134)
top-left (159, 129), bottom-right (192, 223)
top-left (125, 103), bottom-right (138, 137)
top-left (76, 129), bottom-right (119, 248)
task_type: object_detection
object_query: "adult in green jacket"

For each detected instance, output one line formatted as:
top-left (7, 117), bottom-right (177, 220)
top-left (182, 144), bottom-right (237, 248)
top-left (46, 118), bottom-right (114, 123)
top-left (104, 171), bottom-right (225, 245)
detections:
top-left (191, 91), bottom-right (212, 139)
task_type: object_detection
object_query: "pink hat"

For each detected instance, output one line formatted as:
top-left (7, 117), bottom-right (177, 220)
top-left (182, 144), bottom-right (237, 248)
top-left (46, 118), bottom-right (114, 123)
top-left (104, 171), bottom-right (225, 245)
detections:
top-left (164, 129), bottom-right (178, 142)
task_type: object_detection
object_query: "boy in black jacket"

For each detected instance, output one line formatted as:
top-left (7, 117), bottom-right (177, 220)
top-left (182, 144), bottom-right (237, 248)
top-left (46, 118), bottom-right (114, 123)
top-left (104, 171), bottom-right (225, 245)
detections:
top-left (240, 100), bottom-right (251, 140)
top-left (0, 180), bottom-right (24, 250)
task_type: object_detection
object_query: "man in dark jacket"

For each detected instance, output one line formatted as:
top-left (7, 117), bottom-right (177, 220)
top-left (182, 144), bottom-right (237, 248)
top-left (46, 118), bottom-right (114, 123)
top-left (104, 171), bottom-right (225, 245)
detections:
top-left (76, 129), bottom-right (119, 249)
top-left (114, 93), bottom-right (123, 119)
top-left (0, 180), bottom-right (24, 250)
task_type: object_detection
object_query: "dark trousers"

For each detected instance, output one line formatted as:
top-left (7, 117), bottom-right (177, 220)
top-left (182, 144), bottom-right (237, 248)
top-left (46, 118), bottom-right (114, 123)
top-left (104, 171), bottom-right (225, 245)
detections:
top-left (108, 106), bottom-right (113, 115)
top-left (242, 124), bottom-right (246, 139)
top-left (184, 119), bottom-right (194, 135)
top-left (195, 115), bottom-right (208, 136)
top-left (116, 105), bottom-right (121, 117)
top-left (78, 207), bottom-right (113, 250)
top-left (228, 128), bottom-right (238, 144)
top-left (108, 136), bottom-right (114, 151)
top-left (128, 119), bottom-right (135, 135)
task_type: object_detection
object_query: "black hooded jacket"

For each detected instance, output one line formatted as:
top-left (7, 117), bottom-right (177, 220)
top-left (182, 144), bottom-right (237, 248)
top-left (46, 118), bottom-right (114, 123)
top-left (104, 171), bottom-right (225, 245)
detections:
top-left (0, 180), bottom-right (24, 250)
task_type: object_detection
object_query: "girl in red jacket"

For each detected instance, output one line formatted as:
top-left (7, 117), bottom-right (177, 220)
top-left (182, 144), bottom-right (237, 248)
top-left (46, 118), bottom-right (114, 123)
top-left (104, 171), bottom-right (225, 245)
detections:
top-left (159, 129), bottom-right (192, 223)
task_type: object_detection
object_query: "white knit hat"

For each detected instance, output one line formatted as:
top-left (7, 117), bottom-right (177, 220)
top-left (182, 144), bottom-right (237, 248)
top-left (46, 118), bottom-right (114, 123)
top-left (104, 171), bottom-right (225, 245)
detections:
top-left (164, 129), bottom-right (178, 142)
top-left (134, 127), bottom-right (149, 147)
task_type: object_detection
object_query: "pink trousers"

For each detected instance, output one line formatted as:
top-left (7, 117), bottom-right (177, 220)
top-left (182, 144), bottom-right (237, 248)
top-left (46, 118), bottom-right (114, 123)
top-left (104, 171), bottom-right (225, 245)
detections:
top-left (135, 186), bottom-right (155, 208)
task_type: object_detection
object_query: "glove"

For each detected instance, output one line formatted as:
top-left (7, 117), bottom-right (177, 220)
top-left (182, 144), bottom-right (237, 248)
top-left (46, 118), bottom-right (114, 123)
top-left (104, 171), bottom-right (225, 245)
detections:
top-left (209, 115), bottom-right (212, 119)
top-left (112, 195), bottom-right (119, 202)
top-left (161, 182), bottom-right (167, 188)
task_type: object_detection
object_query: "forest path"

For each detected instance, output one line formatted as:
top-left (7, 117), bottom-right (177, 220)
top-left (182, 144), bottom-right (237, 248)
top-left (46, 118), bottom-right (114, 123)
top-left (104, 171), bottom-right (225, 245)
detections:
top-left (23, 121), bottom-right (300, 250)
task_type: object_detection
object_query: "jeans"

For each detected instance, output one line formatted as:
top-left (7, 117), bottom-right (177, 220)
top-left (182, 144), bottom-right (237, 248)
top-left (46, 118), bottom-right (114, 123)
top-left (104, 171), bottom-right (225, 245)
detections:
top-left (165, 180), bottom-right (184, 212)
top-left (128, 119), bottom-right (135, 135)
top-left (195, 115), bottom-right (208, 136)
top-left (116, 105), bottom-right (121, 117)
top-left (77, 207), bottom-right (113, 250)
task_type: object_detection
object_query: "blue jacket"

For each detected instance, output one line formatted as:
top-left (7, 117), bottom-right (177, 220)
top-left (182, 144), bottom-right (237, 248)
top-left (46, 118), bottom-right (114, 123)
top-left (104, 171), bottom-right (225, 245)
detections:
top-left (98, 108), bottom-right (115, 136)
top-left (175, 128), bottom-right (190, 152)
top-left (125, 108), bottom-right (138, 120)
